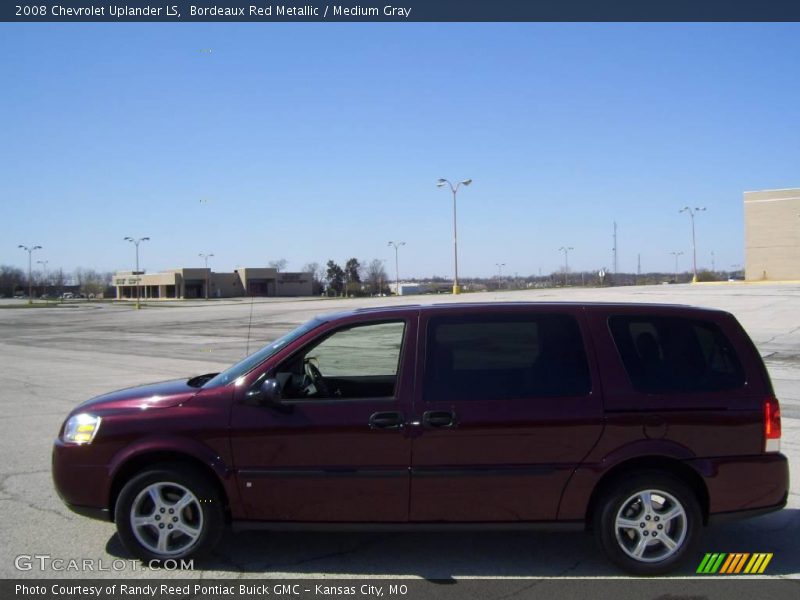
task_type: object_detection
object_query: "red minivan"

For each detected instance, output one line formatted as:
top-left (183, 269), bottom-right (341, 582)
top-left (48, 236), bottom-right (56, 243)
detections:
top-left (52, 303), bottom-right (788, 574)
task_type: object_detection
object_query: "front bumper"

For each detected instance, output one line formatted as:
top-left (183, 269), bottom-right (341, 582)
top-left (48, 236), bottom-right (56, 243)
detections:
top-left (52, 439), bottom-right (111, 514)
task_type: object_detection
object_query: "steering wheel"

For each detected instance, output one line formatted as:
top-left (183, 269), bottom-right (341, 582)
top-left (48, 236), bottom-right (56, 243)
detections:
top-left (303, 358), bottom-right (330, 398)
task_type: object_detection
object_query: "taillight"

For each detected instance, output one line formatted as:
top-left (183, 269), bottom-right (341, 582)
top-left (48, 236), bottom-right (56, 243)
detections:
top-left (764, 397), bottom-right (781, 453)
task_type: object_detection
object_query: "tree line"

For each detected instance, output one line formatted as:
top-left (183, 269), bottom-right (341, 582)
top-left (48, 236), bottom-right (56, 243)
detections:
top-left (0, 265), bottom-right (113, 297)
top-left (292, 258), bottom-right (390, 296)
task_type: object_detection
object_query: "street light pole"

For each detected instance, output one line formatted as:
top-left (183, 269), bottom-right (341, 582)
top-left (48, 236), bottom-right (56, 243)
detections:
top-left (387, 241), bottom-right (405, 296)
top-left (199, 253), bottom-right (214, 300)
top-left (679, 206), bottom-right (706, 282)
top-left (437, 178), bottom-right (472, 295)
top-left (18, 244), bottom-right (42, 304)
top-left (124, 237), bottom-right (150, 310)
top-left (670, 251), bottom-right (684, 283)
top-left (558, 247), bottom-right (573, 286)
top-left (37, 259), bottom-right (49, 298)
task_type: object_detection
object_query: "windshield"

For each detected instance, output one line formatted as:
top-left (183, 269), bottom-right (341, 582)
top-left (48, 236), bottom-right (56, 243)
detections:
top-left (203, 318), bottom-right (324, 388)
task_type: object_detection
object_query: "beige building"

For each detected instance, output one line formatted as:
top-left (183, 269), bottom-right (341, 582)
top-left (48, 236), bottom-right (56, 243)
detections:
top-left (744, 188), bottom-right (800, 281)
top-left (114, 267), bottom-right (313, 299)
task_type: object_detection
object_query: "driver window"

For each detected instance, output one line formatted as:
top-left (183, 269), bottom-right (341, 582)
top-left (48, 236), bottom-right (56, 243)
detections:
top-left (277, 321), bottom-right (406, 400)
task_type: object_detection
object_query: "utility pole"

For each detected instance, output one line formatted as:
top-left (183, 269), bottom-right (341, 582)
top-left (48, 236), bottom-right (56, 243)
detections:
top-left (37, 259), bottom-right (49, 297)
top-left (437, 178), bottom-right (472, 294)
top-left (199, 253), bottom-right (214, 299)
top-left (388, 241), bottom-right (405, 296)
top-left (637, 253), bottom-right (641, 284)
top-left (679, 206), bottom-right (706, 282)
top-left (612, 221), bottom-right (618, 273)
top-left (18, 244), bottom-right (42, 304)
top-left (124, 237), bottom-right (150, 309)
top-left (670, 251), bottom-right (684, 283)
top-left (559, 246), bottom-right (573, 286)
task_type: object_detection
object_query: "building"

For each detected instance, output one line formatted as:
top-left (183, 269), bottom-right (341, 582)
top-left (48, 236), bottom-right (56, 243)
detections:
top-left (389, 281), bottom-right (452, 296)
top-left (114, 267), bottom-right (313, 300)
top-left (744, 188), bottom-right (800, 281)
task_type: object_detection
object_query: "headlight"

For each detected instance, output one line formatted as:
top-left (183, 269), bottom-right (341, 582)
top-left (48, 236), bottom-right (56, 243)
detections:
top-left (62, 413), bottom-right (102, 444)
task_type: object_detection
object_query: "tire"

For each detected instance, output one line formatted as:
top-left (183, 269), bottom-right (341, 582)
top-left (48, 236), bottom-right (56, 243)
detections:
top-left (114, 463), bottom-right (224, 562)
top-left (594, 471), bottom-right (702, 575)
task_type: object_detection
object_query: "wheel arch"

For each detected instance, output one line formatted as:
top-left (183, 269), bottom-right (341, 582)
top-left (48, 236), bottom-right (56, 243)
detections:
top-left (584, 456), bottom-right (710, 529)
top-left (108, 450), bottom-right (232, 523)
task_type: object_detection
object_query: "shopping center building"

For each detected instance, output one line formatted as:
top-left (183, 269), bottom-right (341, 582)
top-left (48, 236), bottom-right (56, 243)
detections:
top-left (113, 267), bottom-right (313, 299)
top-left (744, 188), bottom-right (800, 281)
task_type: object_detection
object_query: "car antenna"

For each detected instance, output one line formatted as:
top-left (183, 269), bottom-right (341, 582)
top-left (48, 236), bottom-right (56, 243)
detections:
top-left (245, 291), bottom-right (255, 355)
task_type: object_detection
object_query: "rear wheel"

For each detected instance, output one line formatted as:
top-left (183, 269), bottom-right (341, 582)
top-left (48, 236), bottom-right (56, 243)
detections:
top-left (114, 463), bottom-right (224, 562)
top-left (594, 472), bottom-right (701, 575)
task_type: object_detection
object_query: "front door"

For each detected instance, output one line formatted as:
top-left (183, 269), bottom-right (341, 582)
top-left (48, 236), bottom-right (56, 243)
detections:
top-left (409, 307), bottom-right (604, 522)
top-left (230, 316), bottom-right (415, 522)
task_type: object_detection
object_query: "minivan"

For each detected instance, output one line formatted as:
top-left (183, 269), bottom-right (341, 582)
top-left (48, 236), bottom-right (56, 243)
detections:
top-left (52, 302), bottom-right (788, 574)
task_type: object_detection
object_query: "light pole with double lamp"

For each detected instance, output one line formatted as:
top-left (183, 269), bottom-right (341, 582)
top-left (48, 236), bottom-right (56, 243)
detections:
top-left (37, 259), bottom-right (49, 298)
top-left (670, 251), bottom-right (684, 283)
top-left (679, 206), bottom-right (706, 282)
top-left (437, 178), bottom-right (472, 294)
top-left (199, 253), bottom-right (214, 300)
top-left (558, 247), bottom-right (573, 286)
top-left (18, 244), bottom-right (42, 304)
top-left (124, 236), bottom-right (150, 309)
top-left (387, 241), bottom-right (405, 296)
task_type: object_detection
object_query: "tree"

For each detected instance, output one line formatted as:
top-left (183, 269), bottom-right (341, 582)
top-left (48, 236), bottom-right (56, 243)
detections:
top-left (343, 258), bottom-right (362, 297)
top-left (325, 260), bottom-right (344, 296)
top-left (51, 268), bottom-right (66, 292)
top-left (0, 265), bottom-right (25, 297)
top-left (268, 259), bottom-right (288, 271)
top-left (74, 268), bottom-right (113, 297)
top-left (344, 258), bottom-right (361, 283)
top-left (302, 262), bottom-right (325, 295)
top-left (365, 259), bottom-right (388, 295)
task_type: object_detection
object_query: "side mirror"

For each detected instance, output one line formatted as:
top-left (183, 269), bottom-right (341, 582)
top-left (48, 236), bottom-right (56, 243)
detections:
top-left (245, 378), bottom-right (282, 406)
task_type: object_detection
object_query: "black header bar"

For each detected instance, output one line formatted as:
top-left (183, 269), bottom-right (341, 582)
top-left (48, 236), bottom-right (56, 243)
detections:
top-left (4, 1), bottom-right (800, 23)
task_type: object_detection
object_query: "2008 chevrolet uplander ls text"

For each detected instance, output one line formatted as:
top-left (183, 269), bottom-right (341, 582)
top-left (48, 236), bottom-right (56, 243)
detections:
top-left (52, 302), bottom-right (789, 574)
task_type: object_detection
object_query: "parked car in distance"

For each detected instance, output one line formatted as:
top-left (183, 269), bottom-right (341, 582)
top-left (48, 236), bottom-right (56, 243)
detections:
top-left (52, 302), bottom-right (788, 574)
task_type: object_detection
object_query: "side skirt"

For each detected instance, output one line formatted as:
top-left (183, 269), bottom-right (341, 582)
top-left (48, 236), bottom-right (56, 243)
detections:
top-left (231, 521), bottom-right (585, 533)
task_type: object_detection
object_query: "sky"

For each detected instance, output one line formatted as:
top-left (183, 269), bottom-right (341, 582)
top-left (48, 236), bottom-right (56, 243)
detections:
top-left (1, 23), bottom-right (799, 279)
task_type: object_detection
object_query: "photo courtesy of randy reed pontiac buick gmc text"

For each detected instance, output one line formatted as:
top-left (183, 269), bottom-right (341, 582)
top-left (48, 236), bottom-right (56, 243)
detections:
top-left (52, 302), bottom-right (789, 575)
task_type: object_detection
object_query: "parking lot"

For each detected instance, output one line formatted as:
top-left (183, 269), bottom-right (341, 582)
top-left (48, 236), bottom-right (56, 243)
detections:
top-left (0, 283), bottom-right (797, 580)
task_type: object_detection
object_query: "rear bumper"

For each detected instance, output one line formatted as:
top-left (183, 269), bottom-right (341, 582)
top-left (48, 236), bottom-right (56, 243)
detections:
top-left (686, 452), bottom-right (789, 517)
top-left (707, 495), bottom-right (787, 525)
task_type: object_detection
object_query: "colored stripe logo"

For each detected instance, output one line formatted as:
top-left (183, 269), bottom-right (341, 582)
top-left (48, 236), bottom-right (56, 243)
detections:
top-left (696, 553), bottom-right (773, 574)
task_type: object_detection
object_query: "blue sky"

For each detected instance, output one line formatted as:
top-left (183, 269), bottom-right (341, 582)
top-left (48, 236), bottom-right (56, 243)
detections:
top-left (2, 23), bottom-right (799, 278)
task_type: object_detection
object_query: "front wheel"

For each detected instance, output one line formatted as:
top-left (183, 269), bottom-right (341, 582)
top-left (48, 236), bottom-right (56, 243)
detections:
top-left (594, 472), bottom-right (701, 575)
top-left (114, 464), bottom-right (224, 562)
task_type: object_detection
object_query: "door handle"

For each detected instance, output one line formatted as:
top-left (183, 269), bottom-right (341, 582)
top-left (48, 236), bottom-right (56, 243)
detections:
top-left (368, 411), bottom-right (404, 430)
top-left (422, 410), bottom-right (457, 428)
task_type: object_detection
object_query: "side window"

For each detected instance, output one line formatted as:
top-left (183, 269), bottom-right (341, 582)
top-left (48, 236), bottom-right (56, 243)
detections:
top-left (277, 321), bottom-right (405, 400)
top-left (424, 314), bottom-right (591, 402)
top-left (312, 322), bottom-right (405, 377)
top-left (608, 316), bottom-right (745, 393)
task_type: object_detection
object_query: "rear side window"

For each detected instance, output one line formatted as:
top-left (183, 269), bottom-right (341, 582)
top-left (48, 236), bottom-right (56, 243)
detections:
top-left (424, 314), bottom-right (591, 401)
top-left (608, 316), bottom-right (745, 393)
